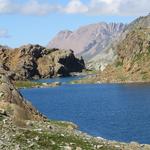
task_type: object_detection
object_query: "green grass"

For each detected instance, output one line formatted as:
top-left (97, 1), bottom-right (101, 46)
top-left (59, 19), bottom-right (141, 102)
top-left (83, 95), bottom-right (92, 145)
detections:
top-left (70, 78), bottom-right (94, 84)
top-left (142, 74), bottom-right (149, 80)
top-left (83, 69), bottom-right (98, 74)
top-left (115, 61), bottom-right (123, 67)
top-left (0, 115), bottom-right (4, 121)
top-left (117, 75), bottom-right (128, 82)
top-left (148, 47), bottom-right (150, 54)
top-left (134, 53), bottom-right (144, 62)
top-left (14, 81), bottom-right (42, 88)
top-left (134, 50), bottom-right (150, 62)
top-left (14, 130), bottom-right (114, 150)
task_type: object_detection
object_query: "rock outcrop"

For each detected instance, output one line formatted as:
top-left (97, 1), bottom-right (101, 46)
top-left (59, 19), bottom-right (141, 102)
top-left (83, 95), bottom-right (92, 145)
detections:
top-left (48, 23), bottom-right (126, 62)
top-left (0, 44), bottom-right (85, 80)
top-left (0, 68), bottom-right (45, 126)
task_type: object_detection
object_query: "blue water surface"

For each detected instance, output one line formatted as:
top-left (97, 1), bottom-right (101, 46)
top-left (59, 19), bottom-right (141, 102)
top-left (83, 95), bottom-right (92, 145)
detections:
top-left (20, 80), bottom-right (150, 144)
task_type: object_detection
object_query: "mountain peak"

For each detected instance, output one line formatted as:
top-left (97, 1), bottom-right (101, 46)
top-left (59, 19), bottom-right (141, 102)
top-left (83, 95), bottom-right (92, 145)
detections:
top-left (47, 22), bottom-right (126, 60)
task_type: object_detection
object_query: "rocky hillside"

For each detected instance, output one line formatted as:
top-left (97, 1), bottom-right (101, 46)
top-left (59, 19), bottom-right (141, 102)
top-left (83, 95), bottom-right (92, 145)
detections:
top-left (112, 14), bottom-right (150, 82)
top-left (48, 23), bottom-right (125, 62)
top-left (0, 44), bottom-right (85, 80)
top-left (75, 14), bottom-right (150, 83)
top-left (0, 67), bottom-right (45, 126)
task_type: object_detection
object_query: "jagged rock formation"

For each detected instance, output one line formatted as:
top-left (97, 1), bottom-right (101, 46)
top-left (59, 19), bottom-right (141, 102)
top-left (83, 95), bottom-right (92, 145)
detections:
top-left (48, 23), bottom-right (126, 62)
top-left (0, 44), bottom-right (85, 80)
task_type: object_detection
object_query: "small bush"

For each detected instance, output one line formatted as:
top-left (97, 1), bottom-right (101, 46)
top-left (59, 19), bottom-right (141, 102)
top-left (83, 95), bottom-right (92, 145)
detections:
top-left (0, 115), bottom-right (4, 121)
top-left (115, 61), bottom-right (123, 67)
top-left (134, 53), bottom-right (144, 61)
top-left (148, 47), bottom-right (150, 54)
top-left (142, 74), bottom-right (149, 80)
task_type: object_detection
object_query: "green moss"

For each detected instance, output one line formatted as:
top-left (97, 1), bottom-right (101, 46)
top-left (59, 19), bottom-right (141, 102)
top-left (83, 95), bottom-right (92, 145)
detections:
top-left (0, 115), bottom-right (4, 121)
top-left (148, 47), bottom-right (150, 54)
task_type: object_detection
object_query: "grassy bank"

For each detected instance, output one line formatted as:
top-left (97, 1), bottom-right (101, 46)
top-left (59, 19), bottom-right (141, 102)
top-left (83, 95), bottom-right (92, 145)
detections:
top-left (13, 80), bottom-right (43, 88)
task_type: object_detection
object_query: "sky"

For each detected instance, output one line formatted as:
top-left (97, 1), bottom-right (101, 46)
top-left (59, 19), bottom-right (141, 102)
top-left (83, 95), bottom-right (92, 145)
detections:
top-left (0, 0), bottom-right (149, 48)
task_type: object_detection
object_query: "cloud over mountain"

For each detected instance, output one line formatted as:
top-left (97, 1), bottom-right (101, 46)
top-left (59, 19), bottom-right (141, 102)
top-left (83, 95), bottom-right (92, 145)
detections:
top-left (0, 0), bottom-right (149, 16)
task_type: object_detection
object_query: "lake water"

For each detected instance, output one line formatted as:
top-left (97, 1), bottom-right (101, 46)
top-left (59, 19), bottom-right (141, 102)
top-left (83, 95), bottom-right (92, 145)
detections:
top-left (20, 78), bottom-right (150, 144)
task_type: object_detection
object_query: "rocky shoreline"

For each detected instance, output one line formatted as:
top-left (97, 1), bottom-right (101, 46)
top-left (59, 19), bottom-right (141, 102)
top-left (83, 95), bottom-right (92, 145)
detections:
top-left (70, 70), bottom-right (150, 85)
top-left (1, 68), bottom-right (150, 149)
top-left (1, 112), bottom-right (150, 150)
top-left (14, 80), bottom-right (61, 89)
top-left (71, 75), bottom-right (150, 84)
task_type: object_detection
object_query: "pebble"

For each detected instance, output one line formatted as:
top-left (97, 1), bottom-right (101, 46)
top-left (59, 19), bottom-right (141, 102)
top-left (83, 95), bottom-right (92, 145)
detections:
top-left (63, 146), bottom-right (72, 150)
top-left (76, 147), bottom-right (82, 150)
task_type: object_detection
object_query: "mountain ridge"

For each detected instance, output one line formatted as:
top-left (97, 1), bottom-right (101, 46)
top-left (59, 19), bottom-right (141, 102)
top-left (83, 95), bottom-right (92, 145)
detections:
top-left (75, 14), bottom-right (150, 83)
top-left (48, 22), bottom-right (126, 61)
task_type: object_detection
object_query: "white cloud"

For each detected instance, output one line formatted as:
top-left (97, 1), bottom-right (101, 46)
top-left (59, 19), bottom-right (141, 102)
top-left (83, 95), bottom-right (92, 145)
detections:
top-left (88, 0), bottom-right (150, 16)
top-left (0, 29), bottom-right (10, 38)
top-left (97, 0), bottom-right (114, 4)
top-left (64, 0), bottom-right (88, 14)
top-left (0, 0), bottom-right (16, 14)
top-left (0, 0), bottom-right (61, 16)
top-left (20, 0), bottom-right (61, 16)
top-left (118, 0), bottom-right (150, 16)
top-left (0, 0), bottom-right (149, 16)
top-left (88, 0), bottom-right (121, 15)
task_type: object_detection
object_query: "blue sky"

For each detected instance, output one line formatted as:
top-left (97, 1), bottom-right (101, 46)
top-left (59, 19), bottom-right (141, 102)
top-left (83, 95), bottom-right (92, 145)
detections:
top-left (0, 0), bottom-right (149, 48)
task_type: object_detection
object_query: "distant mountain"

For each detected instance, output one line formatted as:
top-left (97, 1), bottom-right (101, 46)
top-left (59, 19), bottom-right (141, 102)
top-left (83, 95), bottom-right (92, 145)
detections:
top-left (47, 23), bottom-right (126, 61)
top-left (87, 15), bottom-right (150, 71)
top-left (80, 14), bottom-right (150, 83)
